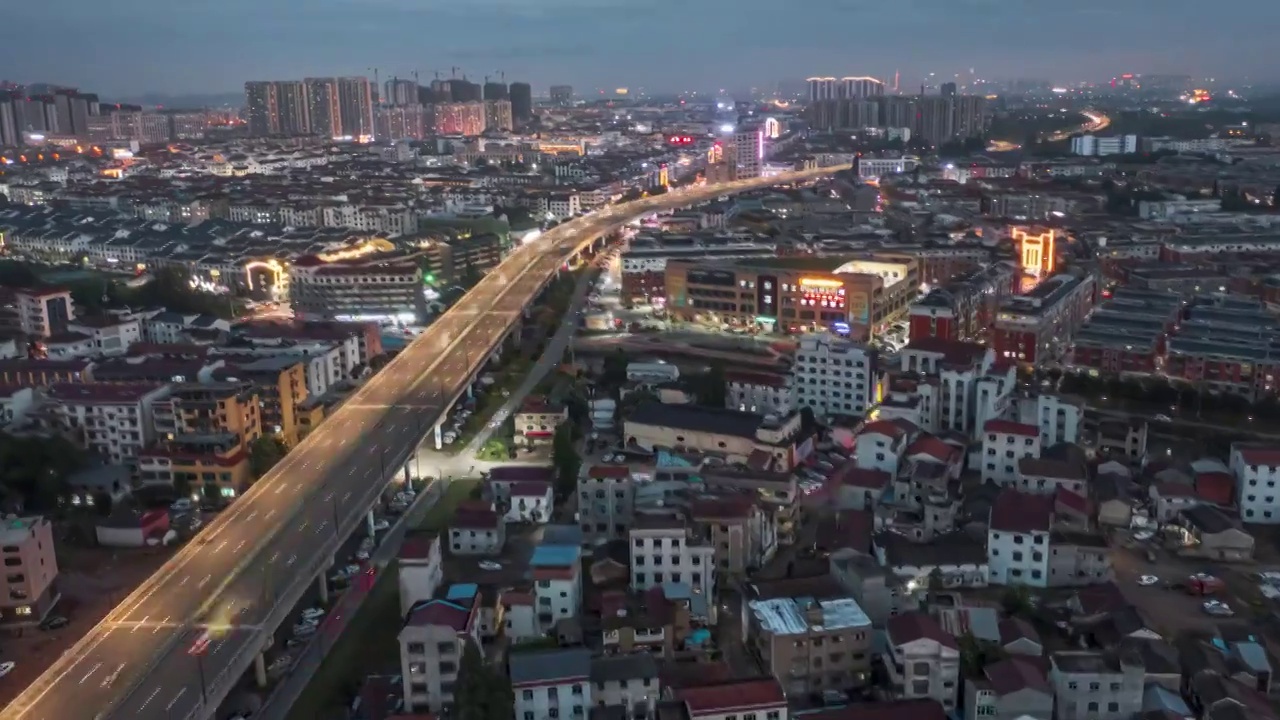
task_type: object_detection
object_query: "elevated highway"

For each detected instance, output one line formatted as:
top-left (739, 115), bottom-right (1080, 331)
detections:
top-left (0, 164), bottom-right (844, 720)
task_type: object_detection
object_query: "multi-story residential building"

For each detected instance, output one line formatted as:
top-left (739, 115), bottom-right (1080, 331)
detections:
top-left (629, 517), bottom-right (716, 620)
top-left (510, 648), bottom-right (593, 720)
top-left (792, 333), bottom-right (881, 420)
top-left (1229, 444), bottom-right (1280, 524)
top-left (514, 397), bottom-right (567, 449)
top-left (987, 489), bottom-right (1054, 587)
top-left (991, 271), bottom-right (1097, 366)
top-left (447, 505), bottom-right (505, 555)
top-left (964, 656), bottom-right (1055, 720)
top-left (138, 382), bottom-right (263, 498)
top-left (577, 464), bottom-right (635, 542)
top-left (0, 516), bottom-right (60, 626)
top-left (398, 587), bottom-right (481, 713)
top-left (908, 262), bottom-right (1018, 344)
top-left (1015, 393), bottom-right (1083, 447)
top-left (13, 286), bottom-right (74, 338)
top-left (853, 418), bottom-right (917, 475)
top-left (888, 338), bottom-right (1011, 437)
top-left (676, 678), bottom-right (789, 720)
top-left (884, 612), bottom-right (961, 711)
top-left (530, 533), bottom-right (583, 631)
top-left (725, 369), bottom-right (793, 415)
top-left (212, 356), bottom-right (307, 445)
top-left (599, 588), bottom-right (692, 657)
top-left (691, 496), bottom-right (778, 577)
top-left (589, 653), bottom-right (661, 719)
top-left (64, 315), bottom-right (142, 356)
top-left (49, 382), bottom-right (170, 465)
top-left (747, 595), bottom-right (873, 695)
top-left (981, 420), bottom-right (1042, 485)
top-left (288, 254), bottom-right (427, 325)
top-left (1049, 650), bottom-right (1145, 720)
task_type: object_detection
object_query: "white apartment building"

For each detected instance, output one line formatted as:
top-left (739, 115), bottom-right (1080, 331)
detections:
top-left (589, 654), bottom-right (662, 718)
top-left (987, 489), bottom-right (1053, 587)
top-left (15, 287), bottom-right (75, 338)
top-left (66, 316), bottom-right (143, 356)
top-left (1229, 443), bottom-right (1280, 524)
top-left (897, 339), bottom-right (1003, 437)
top-left (531, 543), bottom-right (584, 630)
top-left (730, 127), bottom-right (764, 179)
top-left (446, 507), bottom-right (505, 555)
top-left (629, 520), bottom-right (717, 620)
top-left (981, 420), bottom-right (1042, 486)
top-left (884, 612), bottom-right (961, 711)
top-left (398, 592), bottom-right (481, 713)
top-left (726, 369), bottom-right (793, 415)
top-left (853, 419), bottom-right (916, 475)
top-left (397, 535), bottom-right (444, 615)
top-left (49, 382), bottom-right (169, 465)
top-left (1016, 393), bottom-right (1083, 447)
top-left (793, 333), bottom-right (880, 420)
top-left (1070, 134), bottom-right (1138, 157)
top-left (510, 648), bottom-right (593, 720)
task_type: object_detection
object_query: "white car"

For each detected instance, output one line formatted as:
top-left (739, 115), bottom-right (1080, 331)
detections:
top-left (1154, 414), bottom-right (1173, 422)
top-left (1137, 575), bottom-right (1159, 586)
top-left (0, 661), bottom-right (13, 678)
top-left (354, 550), bottom-right (370, 562)
top-left (300, 607), bottom-right (325, 621)
top-left (170, 498), bottom-right (194, 512)
top-left (1133, 530), bottom-right (1155, 542)
top-left (479, 560), bottom-right (503, 571)
top-left (1203, 600), bottom-right (1235, 617)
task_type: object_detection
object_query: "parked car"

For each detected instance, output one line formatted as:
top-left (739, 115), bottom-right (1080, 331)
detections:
top-left (300, 607), bottom-right (325, 621)
top-left (291, 621), bottom-right (318, 636)
top-left (170, 498), bottom-right (194, 512)
top-left (0, 661), bottom-right (14, 678)
top-left (39, 616), bottom-right (69, 631)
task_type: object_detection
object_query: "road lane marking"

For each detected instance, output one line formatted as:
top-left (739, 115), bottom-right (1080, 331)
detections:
top-left (138, 686), bottom-right (161, 711)
top-left (79, 662), bottom-right (102, 684)
top-left (131, 616), bottom-right (148, 633)
top-left (197, 574), bottom-right (212, 589)
top-left (164, 687), bottom-right (187, 712)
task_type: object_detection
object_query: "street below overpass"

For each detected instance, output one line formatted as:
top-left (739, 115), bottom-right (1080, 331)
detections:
top-left (0, 165), bottom-right (845, 720)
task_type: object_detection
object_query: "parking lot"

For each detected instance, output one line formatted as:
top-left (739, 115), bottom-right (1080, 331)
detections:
top-left (1110, 531), bottom-right (1254, 636)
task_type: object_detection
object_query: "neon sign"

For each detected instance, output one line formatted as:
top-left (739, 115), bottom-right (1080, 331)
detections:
top-left (800, 277), bottom-right (842, 289)
top-left (1012, 228), bottom-right (1056, 277)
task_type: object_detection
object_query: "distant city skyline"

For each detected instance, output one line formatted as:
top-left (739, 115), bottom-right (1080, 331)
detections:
top-left (4, 0), bottom-right (1278, 97)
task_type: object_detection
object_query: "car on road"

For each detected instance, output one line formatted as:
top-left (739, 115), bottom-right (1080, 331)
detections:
top-left (0, 661), bottom-right (13, 678)
top-left (1154, 414), bottom-right (1173, 423)
top-left (300, 607), bottom-right (325, 621)
top-left (479, 560), bottom-right (503, 571)
top-left (1137, 575), bottom-right (1159, 586)
top-left (1203, 600), bottom-right (1235, 617)
top-left (39, 615), bottom-right (69, 631)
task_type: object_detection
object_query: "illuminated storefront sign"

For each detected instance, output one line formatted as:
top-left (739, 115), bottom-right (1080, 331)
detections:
top-left (799, 277), bottom-right (846, 309)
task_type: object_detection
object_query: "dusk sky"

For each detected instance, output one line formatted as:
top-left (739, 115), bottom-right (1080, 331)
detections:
top-left (5, 0), bottom-right (1276, 97)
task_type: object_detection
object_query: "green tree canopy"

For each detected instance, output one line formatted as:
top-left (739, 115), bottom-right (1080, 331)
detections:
top-left (453, 639), bottom-right (514, 720)
top-left (249, 435), bottom-right (289, 479)
top-left (551, 420), bottom-right (581, 500)
top-left (0, 433), bottom-right (84, 512)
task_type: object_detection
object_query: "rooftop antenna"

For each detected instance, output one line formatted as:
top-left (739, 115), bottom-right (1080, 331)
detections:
top-left (451, 66), bottom-right (460, 78)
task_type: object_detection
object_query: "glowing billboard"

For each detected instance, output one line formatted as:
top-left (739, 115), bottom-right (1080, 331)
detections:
top-left (1012, 228), bottom-right (1056, 277)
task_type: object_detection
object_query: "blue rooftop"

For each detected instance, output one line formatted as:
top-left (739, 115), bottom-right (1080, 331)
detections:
top-left (541, 524), bottom-right (583, 546)
top-left (446, 583), bottom-right (478, 601)
top-left (531, 544), bottom-right (581, 567)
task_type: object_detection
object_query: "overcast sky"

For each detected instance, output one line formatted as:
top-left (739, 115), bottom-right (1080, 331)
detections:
top-left (3, 0), bottom-right (1275, 97)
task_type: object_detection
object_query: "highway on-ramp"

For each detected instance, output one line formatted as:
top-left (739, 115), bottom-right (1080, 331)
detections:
top-left (0, 165), bottom-right (843, 720)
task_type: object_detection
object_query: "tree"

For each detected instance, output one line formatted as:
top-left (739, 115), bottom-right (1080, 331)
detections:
top-left (551, 421), bottom-right (581, 500)
top-left (0, 433), bottom-right (84, 513)
top-left (601, 349), bottom-right (629, 388)
top-left (683, 361), bottom-right (727, 408)
top-left (454, 639), bottom-right (514, 720)
top-left (1001, 585), bottom-right (1033, 617)
top-left (249, 435), bottom-right (289, 479)
top-left (958, 632), bottom-right (1007, 676)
